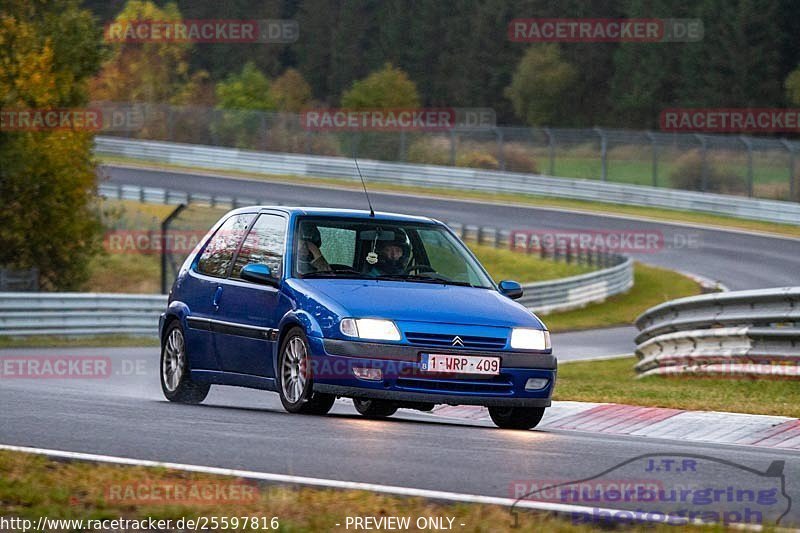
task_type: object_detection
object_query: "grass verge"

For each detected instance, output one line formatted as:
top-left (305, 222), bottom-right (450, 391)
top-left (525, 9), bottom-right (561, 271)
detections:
top-left (543, 263), bottom-right (702, 332)
top-left (555, 356), bottom-right (799, 418)
top-left (0, 450), bottom-right (723, 532)
top-left (100, 156), bottom-right (800, 239)
top-left (0, 335), bottom-right (159, 349)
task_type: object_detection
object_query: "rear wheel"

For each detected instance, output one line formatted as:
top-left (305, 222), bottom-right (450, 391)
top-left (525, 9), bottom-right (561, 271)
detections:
top-left (278, 327), bottom-right (335, 415)
top-left (488, 406), bottom-right (545, 430)
top-left (160, 322), bottom-right (210, 404)
top-left (353, 398), bottom-right (398, 419)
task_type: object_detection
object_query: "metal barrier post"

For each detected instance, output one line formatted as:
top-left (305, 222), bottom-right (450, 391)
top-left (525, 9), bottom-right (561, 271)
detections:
top-left (161, 204), bottom-right (187, 295)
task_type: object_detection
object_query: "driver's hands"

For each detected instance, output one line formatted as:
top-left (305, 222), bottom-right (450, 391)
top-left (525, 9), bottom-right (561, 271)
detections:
top-left (305, 241), bottom-right (323, 260)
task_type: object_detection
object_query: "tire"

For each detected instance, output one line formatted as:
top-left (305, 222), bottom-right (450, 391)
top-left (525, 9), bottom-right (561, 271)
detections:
top-left (353, 398), bottom-right (398, 419)
top-left (160, 322), bottom-right (210, 404)
top-left (278, 327), bottom-right (335, 415)
top-left (488, 406), bottom-right (545, 430)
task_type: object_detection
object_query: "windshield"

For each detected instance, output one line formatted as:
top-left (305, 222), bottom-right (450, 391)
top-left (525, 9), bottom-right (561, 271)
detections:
top-left (293, 217), bottom-right (494, 289)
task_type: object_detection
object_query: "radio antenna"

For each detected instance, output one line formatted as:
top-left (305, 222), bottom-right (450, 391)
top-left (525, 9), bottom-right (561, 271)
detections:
top-left (354, 157), bottom-right (375, 217)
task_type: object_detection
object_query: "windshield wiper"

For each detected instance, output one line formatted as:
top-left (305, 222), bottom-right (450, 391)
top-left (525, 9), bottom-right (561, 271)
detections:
top-left (374, 274), bottom-right (478, 288)
top-left (301, 270), bottom-right (367, 279)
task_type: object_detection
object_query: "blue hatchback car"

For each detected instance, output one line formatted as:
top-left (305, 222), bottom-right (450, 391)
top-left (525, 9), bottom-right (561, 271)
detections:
top-left (160, 207), bottom-right (556, 429)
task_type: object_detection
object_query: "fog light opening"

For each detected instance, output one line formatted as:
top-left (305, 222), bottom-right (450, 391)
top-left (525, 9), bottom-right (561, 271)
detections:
top-left (525, 377), bottom-right (549, 391)
top-left (353, 367), bottom-right (383, 381)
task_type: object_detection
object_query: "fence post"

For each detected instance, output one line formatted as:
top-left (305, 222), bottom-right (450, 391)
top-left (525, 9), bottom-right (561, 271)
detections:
top-left (595, 127), bottom-right (607, 181)
top-left (544, 127), bottom-right (555, 175)
top-left (449, 130), bottom-right (456, 166)
top-left (781, 139), bottom-right (796, 202)
top-left (695, 134), bottom-right (708, 192)
top-left (646, 131), bottom-right (658, 187)
top-left (161, 204), bottom-right (187, 295)
top-left (740, 135), bottom-right (754, 197)
top-left (399, 130), bottom-right (407, 162)
top-left (495, 128), bottom-right (505, 170)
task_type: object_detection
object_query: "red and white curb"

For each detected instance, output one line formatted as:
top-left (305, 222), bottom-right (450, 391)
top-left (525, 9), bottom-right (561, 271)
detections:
top-left (432, 402), bottom-right (800, 450)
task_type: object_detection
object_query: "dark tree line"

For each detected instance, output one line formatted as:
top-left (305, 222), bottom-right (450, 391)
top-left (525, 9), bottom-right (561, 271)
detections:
top-left (81, 0), bottom-right (800, 128)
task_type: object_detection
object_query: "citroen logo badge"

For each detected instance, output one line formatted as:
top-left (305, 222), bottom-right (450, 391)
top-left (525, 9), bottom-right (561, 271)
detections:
top-left (452, 336), bottom-right (464, 347)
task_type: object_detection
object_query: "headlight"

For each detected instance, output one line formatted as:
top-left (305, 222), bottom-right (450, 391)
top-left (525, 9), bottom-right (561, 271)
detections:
top-left (510, 328), bottom-right (551, 350)
top-left (340, 318), bottom-right (401, 341)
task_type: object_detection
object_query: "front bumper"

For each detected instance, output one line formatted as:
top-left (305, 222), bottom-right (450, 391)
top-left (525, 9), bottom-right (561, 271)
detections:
top-left (309, 338), bottom-right (556, 408)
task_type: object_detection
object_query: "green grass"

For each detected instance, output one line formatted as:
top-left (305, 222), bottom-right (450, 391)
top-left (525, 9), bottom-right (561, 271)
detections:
top-left (542, 263), bottom-right (702, 333)
top-left (555, 356), bottom-right (800, 418)
top-left (470, 244), bottom-right (591, 283)
top-left (99, 156), bottom-right (800, 238)
top-left (0, 335), bottom-right (159, 348)
top-left (0, 450), bottom-right (731, 533)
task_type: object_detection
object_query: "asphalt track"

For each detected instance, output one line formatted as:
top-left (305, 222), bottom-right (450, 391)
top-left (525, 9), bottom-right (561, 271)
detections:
top-left (3, 165), bottom-right (799, 527)
top-left (104, 165), bottom-right (800, 291)
top-left (1, 346), bottom-right (798, 526)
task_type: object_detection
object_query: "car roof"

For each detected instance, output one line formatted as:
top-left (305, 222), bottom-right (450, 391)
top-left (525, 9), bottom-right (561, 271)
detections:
top-left (226, 206), bottom-right (440, 225)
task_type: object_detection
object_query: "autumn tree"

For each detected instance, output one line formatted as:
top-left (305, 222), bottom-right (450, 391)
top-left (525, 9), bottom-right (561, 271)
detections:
top-left (0, 0), bottom-right (103, 289)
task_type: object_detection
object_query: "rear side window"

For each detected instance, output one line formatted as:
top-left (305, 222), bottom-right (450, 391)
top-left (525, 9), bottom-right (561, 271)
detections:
top-left (231, 214), bottom-right (286, 280)
top-left (196, 214), bottom-right (255, 277)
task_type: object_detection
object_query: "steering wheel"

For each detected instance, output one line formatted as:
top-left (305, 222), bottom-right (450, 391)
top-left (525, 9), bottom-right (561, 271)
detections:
top-left (405, 264), bottom-right (437, 275)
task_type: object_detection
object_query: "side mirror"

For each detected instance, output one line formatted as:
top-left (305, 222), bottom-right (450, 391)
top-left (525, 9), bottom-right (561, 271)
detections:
top-left (241, 264), bottom-right (278, 287)
top-left (499, 280), bottom-right (523, 300)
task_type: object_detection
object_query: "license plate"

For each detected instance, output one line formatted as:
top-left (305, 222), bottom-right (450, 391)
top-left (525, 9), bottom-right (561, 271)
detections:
top-left (420, 353), bottom-right (500, 375)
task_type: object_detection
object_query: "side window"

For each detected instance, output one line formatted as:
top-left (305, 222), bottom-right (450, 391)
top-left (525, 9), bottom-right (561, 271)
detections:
top-left (195, 214), bottom-right (255, 278)
top-left (231, 214), bottom-right (286, 280)
top-left (318, 226), bottom-right (356, 266)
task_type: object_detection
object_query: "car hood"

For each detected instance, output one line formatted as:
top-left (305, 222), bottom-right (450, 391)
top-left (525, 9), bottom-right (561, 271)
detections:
top-left (295, 279), bottom-right (544, 328)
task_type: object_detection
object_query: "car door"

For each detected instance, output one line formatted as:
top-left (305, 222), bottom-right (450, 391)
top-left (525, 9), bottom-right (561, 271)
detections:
top-left (213, 212), bottom-right (288, 378)
top-left (182, 213), bottom-right (255, 372)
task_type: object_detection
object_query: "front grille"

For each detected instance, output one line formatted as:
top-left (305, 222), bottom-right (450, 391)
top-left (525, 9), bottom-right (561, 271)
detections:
top-left (396, 376), bottom-right (513, 395)
top-left (404, 332), bottom-right (507, 350)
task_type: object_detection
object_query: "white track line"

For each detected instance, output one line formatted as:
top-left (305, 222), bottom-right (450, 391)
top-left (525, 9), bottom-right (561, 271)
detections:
top-left (0, 443), bottom-right (747, 529)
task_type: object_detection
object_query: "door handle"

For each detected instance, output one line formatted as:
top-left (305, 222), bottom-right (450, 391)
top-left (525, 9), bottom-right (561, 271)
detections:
top-left (213, 285), bottom-right (223, 309)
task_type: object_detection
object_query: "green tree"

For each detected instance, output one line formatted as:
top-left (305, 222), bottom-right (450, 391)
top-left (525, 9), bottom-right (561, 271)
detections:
top-left (785, 67), bottom-right (800, 105)
top-left (0, 0), bottom-right (103, 290)
top-left (215, 62), bottom-right (276, 111)
top-left (505, 44), bottom-right (577, 126)
top-left (341, 63), bottom-right (420, 108)
top-left (212, 62), bottom-right (276, 149)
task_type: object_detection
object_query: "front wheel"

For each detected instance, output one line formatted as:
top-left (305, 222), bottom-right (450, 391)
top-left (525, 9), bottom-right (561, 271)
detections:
top-left (278, 327), bottom-right (335, 415)
top-left (353, 398), bottom-right (398, 419)
top-left (160, 323), bottom-right (210, 404)
top-left (488, 406), bottom-right (545, 430)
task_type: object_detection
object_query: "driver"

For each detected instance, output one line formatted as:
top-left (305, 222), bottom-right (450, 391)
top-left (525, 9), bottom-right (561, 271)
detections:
top-left (367, 228), bottom-right (411, 276)
top-left (297, 224), bottom-right (331, 274)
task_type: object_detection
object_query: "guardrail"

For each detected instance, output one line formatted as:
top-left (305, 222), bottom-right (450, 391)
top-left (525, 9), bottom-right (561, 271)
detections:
top-left (0, 293), bottom-right (166, 337)
top-left (634, 287), bottom-right (800, 379)
top-left (0, 258), bottom-right (632, 338)
top-left (96, 137), bottom-right (800, 225)
top-left (98, 182), bottom-right (633, 318)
